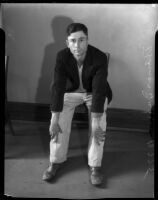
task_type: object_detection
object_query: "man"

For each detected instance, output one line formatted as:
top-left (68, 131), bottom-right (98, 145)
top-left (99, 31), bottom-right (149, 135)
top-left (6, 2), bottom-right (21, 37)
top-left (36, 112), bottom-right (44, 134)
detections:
top-left (43, 23), bottom-right (112, 186)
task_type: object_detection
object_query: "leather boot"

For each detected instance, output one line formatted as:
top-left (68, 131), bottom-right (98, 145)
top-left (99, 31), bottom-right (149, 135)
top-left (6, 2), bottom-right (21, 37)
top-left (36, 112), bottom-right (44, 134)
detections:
top-left (89, 167), bottom-right (103, 186)
top-left (42, 162), bottom-right (62, 182)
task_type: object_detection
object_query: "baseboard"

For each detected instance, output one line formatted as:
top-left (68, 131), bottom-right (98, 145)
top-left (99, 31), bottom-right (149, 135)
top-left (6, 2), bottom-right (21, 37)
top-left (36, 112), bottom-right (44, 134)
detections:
top-left (7, 101), bottom-right (150, 131)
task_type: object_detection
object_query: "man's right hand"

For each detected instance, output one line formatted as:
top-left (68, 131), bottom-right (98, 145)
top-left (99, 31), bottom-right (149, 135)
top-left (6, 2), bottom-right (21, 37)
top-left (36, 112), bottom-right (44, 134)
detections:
top-left (49, 122), bottom-right (62, 142)
top-left (49, 112), bottom-right (62, 142)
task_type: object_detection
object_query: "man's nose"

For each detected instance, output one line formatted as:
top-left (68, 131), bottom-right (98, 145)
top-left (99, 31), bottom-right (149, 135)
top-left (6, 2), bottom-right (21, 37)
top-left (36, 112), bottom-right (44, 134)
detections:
top-left (75, 41), bottom-right (80, 48)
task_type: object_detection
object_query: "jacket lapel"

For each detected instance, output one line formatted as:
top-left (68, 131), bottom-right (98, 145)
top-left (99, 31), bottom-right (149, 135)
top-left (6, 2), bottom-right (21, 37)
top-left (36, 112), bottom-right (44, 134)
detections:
top-left (67, 52), bottom-right (79, 83)
top-left (83, 45), bottom-right (92, 70)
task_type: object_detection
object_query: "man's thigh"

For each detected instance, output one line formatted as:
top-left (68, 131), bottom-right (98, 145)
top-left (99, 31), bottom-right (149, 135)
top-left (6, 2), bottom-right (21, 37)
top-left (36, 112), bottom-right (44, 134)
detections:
top-left (64, 93), bottom-right (85, 106)
top-left (84, 95), bottom-right (108, 112)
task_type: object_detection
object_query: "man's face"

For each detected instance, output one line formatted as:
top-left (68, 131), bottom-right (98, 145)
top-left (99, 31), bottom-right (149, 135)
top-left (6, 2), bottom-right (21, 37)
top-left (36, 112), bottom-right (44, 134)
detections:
top-left (66, 31), bottom-right (88, 61)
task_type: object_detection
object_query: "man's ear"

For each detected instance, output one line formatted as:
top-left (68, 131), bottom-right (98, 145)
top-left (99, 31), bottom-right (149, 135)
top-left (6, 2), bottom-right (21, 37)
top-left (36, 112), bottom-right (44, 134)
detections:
top-left (66, 39), bottom-right (69, 48)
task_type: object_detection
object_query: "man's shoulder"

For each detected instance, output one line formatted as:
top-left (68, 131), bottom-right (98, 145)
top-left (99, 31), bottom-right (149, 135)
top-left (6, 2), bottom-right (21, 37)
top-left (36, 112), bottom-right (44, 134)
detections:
top-left (57, 47), bottom-right (70, 58)
top-left (88, 45), bottom-right (107, 58)
top-left (88, 45), bottom-right (108, 61)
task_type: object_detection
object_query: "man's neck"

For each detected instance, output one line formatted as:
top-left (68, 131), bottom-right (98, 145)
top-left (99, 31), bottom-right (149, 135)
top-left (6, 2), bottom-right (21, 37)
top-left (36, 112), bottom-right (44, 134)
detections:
top-left (76, 52), bottom-right (87, 67)
top-left (77, 60), bottom-right (83, 68)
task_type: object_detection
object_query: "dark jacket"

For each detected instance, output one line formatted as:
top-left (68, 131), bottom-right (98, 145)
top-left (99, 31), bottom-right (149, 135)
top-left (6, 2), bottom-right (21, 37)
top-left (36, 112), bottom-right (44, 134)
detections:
top-left (50, 44), bottom-right (112, 113)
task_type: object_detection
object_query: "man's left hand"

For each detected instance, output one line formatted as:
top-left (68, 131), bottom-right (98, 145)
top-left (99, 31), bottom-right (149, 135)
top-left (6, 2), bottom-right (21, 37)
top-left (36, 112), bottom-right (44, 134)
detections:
top-left (91, 118), bottom-right (106, 145)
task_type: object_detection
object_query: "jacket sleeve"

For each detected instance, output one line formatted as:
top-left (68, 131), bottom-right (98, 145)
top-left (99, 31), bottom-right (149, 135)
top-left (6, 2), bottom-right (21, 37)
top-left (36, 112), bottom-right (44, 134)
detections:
top-left (91, 55), bottom-right (108, 113)
top-left (50, 52), bottom-right (67, 112)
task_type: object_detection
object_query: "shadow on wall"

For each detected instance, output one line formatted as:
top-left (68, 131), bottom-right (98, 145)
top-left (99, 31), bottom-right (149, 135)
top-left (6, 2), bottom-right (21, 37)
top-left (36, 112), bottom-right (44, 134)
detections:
top-left (35, 16), bottom-right (74, 104)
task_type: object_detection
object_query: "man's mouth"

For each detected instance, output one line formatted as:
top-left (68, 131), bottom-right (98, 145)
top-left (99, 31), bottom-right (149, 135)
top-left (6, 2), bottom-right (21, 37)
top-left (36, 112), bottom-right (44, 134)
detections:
top-left (74, 51), bottom-right (81, 54)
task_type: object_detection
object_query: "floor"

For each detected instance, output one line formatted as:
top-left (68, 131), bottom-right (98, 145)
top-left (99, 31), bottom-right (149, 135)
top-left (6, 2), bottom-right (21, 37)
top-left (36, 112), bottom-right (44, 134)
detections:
top-left (4, 120), bottom-right (154, 198)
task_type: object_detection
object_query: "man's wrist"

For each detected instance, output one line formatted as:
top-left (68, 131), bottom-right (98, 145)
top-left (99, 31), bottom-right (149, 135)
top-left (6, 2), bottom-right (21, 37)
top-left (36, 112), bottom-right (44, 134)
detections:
top-left (92, 117), bottom-right (100, 125)
top-left (51, 111), bottom-right (60, 123)
top-left (91, 112), bottom-right (102, 118)
top-left (91, 112), bottom-right (102, 119)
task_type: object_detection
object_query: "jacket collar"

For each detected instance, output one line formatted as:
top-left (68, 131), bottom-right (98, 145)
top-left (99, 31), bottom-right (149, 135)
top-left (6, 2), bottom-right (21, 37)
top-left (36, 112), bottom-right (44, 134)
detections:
top-left (83, 45), bottom-right (93, 68)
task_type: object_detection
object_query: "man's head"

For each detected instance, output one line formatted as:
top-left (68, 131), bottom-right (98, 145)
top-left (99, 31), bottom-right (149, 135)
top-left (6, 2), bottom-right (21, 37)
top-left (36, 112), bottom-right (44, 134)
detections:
top-left (66, 23), bottom-right (88, 61)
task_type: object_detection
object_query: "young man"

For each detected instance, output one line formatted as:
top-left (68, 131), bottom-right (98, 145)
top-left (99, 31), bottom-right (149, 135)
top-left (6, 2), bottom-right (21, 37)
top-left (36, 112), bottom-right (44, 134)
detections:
top-left (43, 23), bottom-right (112, 186)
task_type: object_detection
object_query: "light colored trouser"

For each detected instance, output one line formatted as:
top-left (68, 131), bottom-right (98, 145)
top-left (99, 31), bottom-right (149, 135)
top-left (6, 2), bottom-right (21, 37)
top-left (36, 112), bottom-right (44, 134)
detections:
top-left (50, 93), bottom-right (107, 167)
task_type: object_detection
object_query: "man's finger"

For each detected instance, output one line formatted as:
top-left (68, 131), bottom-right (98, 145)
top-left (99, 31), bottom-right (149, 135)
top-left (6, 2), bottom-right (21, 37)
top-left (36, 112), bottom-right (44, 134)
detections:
top-left (94, 136), bottom-right (101, 146)
top-left (49, 129), bottom-right (51, 135)
top-left (96, 134), bottom-right (105, 143)
top-left (50, 133), bottom-right (55, 139)
top-left (96, 139), bottom-right (101, 146)
top-left (59, 127), bottom-right (63, 133)
top-left (96, 133), bottom-right (105, 138)
top-left (98, 135), bottom-right (105, 140)
top-left (54, 134), bottom-right (58, 143)
top-left (50, 130), bottom-right (57, 139)
top-left (96, 137), bottom-right (104, 143)
top-left (49, 130), bottom-right (53, 137)
top-left (51, 133), bottom-right (57, 142)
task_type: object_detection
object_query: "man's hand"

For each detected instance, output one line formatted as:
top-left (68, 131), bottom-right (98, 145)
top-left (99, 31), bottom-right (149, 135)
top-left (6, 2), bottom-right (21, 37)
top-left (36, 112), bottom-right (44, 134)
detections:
top-left (49, 122), bottom-right (62, 142)
top-left (49, 112), bottom-right (62, 143)
top-left (91, 118), bottom-right (105, 145)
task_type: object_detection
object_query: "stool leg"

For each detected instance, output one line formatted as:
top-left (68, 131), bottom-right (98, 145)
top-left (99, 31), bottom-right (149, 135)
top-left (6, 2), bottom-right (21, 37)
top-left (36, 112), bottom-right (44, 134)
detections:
top-left (8, 117), bottom-right (15, 135)
top-left (5, 107), bottom-right (15, 135)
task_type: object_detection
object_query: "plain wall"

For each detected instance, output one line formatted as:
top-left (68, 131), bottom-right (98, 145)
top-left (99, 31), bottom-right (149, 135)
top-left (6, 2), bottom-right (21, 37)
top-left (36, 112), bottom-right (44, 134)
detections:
top-left (3, 4), bottom-right (157, 111)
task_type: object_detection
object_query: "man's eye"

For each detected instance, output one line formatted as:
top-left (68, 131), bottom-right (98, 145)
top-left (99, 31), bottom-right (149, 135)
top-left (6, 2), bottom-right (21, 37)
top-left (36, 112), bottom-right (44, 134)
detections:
top-left (80, 38), bottom-right (86, 42)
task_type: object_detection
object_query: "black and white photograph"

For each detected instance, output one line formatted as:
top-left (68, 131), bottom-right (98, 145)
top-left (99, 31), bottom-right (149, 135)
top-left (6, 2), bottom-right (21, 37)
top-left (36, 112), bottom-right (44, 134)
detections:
top-left (3, 3), bottom-right (156, 198)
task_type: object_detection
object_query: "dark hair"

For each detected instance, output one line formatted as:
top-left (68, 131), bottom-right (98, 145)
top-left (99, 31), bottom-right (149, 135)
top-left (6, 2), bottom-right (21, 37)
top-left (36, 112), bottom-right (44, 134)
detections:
top-left (66, 23), bottom-right (88, 37)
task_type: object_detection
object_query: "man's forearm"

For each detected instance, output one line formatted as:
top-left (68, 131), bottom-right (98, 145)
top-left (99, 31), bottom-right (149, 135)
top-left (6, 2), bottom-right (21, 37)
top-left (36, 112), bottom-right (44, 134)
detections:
top-left (91, 112), bottom-right (103, 126)
top-left (91, 112), bottom-right (102, 119)
top-left (51, 111), bottom-right (60, 123)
